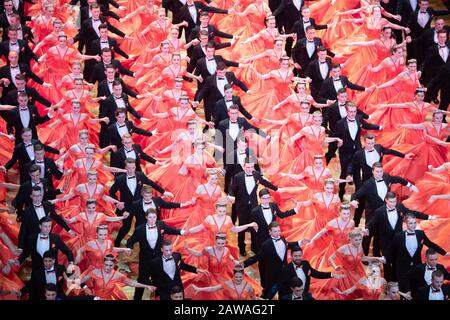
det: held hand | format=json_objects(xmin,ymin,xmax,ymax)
[
  {"xmin": 126, "ymin": 248, "xmax": 132, "ymax": 256},
  {"xmin": 379, "ymin": 256, "xmax": 386, "ymax": 264},
  {"xmin": 122, "ymin": 211, "xmax": 130, "ymax": 219},
  {"xmin": 405, "ymin": 153, "xmax": 415, "ymax": 160},
  {"xmin": 197, "ymin": 75, "xmax": 204, "ymax": 83},
  {"xmin": 337, "ymin": 138, "xmax": 343, "ymax": 147},
  {"xmin": 364, "ymin": 228, "xmax": 370, "ymax": 236},
  {"xmin": 428, "ymin": 215, "xmax": 439, "ymax": 220},
  {"xmin": 332, "ymin": 273, "xmax": 345, "ymax": 280},
  {"xmin": 84, "ymin": 287, "xmax": 93, "ymax": 296},
  {"xmin": 405, "ymin": 36, "xmax": 412, "ymax": 43},
  {"xmin": 409, "ymin": 185, "xmax": 419, "ymax": 193},
  {"xmin": 227, "ymin": 195, "xmax": 235, "ymax": 203},
  {"xmin": 151, "ymin": 128, "xmax": 159, "ymax": 136},
  {"xmin": 404, "ymin": 27, "xmax": 411, "ymax": 34},
  {"xmin": 68, "ymin": 230, "xmax": 77, "ymax": 237},
  {"xmin": 110, "ymin": 145, "xmax": 118, "ymax": 152},
  {"xmin": 251, "ymin": 222, "xmax": 259, "ymax": 232},
  {"xmin": 42, "ymin": 82, "xmax": 53, "ymax": 88},
  {"xmin": 116, "ymin": 202, "xmax": 125, "ymax": 210},
  {"xmin": 146, "ymin": 285, "xmax": 157, "ymax": 292},
  {"xmin": 163, "ymin": 191, "xmax": 174, "ymax": 198},
  {"xmin": 350, "ymin": 200, "xmax": 359, "ymax": 208},
  {"xmin": 346, "ymin": 175, "xmax": 353, "ymax": 183},
  {"xmin": 94, "ymin": 55, "xmax": 101, "ymax": 62},
  {"xmin": 0, "ymin": 166, "xmax": 6, "ymax": 173}
]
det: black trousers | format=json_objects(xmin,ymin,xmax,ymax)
[
  {"xmin": 134, "ymin": 258, "xmax": 152, "ymax": 300},
  {"xmin": 362, "ymin": 209, "xmax": 380, "ymax": 256},
  {"xmin": 353, "ymin": 195, "xmax": 366, "ymax": 227},
  {"xmin": 114, "ymin": 208, "xmax": 133, "ymax": 247},
  {"xmin": 338, "ymin": 151, "xmax": 354, "ymax": 200},
  {"xmin": 237, "ymin": 204, "xmax": 256, "ymax": 252}
]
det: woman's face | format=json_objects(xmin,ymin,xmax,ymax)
[
  {"xmin": 234, "ymin": 272, "xmax": 244, "ymax": 284},
  {"xmin": 340, "ymin": 209, "xmax": 351, "ymax": 220},
  {"xmin": 58, "ymin": 36, "xmax": 67, "ymax": 46},
  {"xmin": 208, "ymin": 174, "xmax": 218, "ymax": 185},
  {"xmin": 72, "ymin": 64, "xmax": 81, "ymax": 74},
  {"xmin": 280, "ymin": 59, "xmax": 289, "ymax": 69},
  {"xmin": 79, "ymin": 134, "xmax": 89, "ymax": 144},
  {"xmin": 300, "ymin": 103, "xmax": 310, "ymax": 113},
  {"xmin": 75, "ymin": 80, "xmax": 83, "ymax": 90},
  {"xmin": 267, "ymin": 19, "xmax": 276, "ymax": 28},
  {"xmin": 87, "ymin": 174, "xmax": 97, "ymax": 184},
  {"xmin": 313, "ymin": 115, "xmax": 322, "ymax": 125},
  {"xmin": 314, "ymin": 158, "xmax": 323, "ymax": 168},
  {"xmin": 85, "ymin": 149, "xmax": 95, "ymax": 159},
  {"xmin": 433, "ymin": 113, "xmax": 444, "ymax": 124},
  {"xmin": 175, "ymin": 81, "xmax": 183, "ymax": 90},
  {"xmin": 162, "ymin": 44, "xmax": 169, "ymax": 53},
  {"xmin": 394, "ymin": 48, "xmax": 403, "ymax": 58},
  {"xmin": 382, "ymin": 29, "xmax": 392, "ymax": 38},
  {"xmin": 324, "ymin": 183, "xmax": 334, "ymax": 193},
  {"xmin": 172, "ymin": 55, "xmax": 181, "ymax": 64},
  {"xmin": 97, "ymin": 229, "xmax": 108, "ymax": 241},
  {"xmin": 415, "ymin": 92, "xmax": 425, "ymax": 101},
  {"xmin": 171, "ymin": 29, "xmax": 179, "ymax": 38},
  {"xmin": 407, "ymin": 63, "xmax": 417, "ymax": 71},
  {"xmin": 350, "ymin": 235, "xmax": 362, "ymax": 247},
  {"xmin": 370, "ymin": 266, "xmax": 381, "ymax": 277},
  {"xmin": 72, "ymin": 103, "xmax": 81, "ymax": 113},
  {"xmin": 274, "ymin": 41, "xmax": 283, "ymax": 50}
]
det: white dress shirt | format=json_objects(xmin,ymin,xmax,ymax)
[
  {"xmin": 294, "ymin": 263, "xmax": 307, "ymax": 286},
  {"xmin": 12, "ymin": 0, "xmax": 20, "ymax": 10},
  {"xmin": 237, "ymin": 151, "xmax": 246, "ymax": 168},
  {"xmin": 405, "ymin": 232, "xmax": 418, "ymax": 258},
  {"xmin": 107, "ymin": 80, "xmax": 114, "ymax": 93},
  {"xmin": 364, "ymin": 148, "xmax": 380, "ymax": 168},
  {"xmin": 293, "ymin": 0, "xmax": 302, "ymax": 11},
  {"xmin": 347, "ymin": 118, "xmax": 358, "ymax": 141},
  {"xmin": 9, "ymin": 41, "xmax": 19, "ymax": 53},
  {"xmin": 126, "ymin": 175, "xmax": 137, "ymax": 195},
  {"xmin": 429, "ymin": 287, "xmax": 444, "ymax": 300},
  {"xmin": 10, "ymin": 64, "xmax": 20, "ymax": 86},
  {"xmin": 306, "ymin": 40, "xmax": 315, "ymax": 58},
  {"xmin": 116, "ymin": 122, "xmax": 129, "ymax": 138},
  {"xmin": 438, "ymin": 45, "xmax": 449, "ymax": 62},
  {"xmin": 302, "ymin": 19, "xmax": 311, "ymax": 32},
  {"xmin": 19, "ymin": 107, "xmax": 31, "ymax": 128},
  {"xmin": 206, "ymin": 58, "xmax": 217, "ymax": 75},
  {"xmin": 100, "ymin": 39, "xmax": 110, "ymax": 50},
  {"xmin": 375, "ymin": 179, "xmax": 388, "ymax": 200},
  {"xmin": 32, "ymin": 180, "xmax": 44, "ymax": 193},
  {"xmin": 409, "ymin": 0, "xmax": 418, "ymax": 10},
  {"xmin": 146, "ymin": 224, "xmax": 158, "ymax": 249},
  {"xmin": 35, "ymin": 159, "xmax": 46, "ymax": 178},
  {"xmin": 92, "ymin": 17, "xmax": 101, "ymax": 37},
  {"xmin": 143, "ymin": 199, "xmax": 156, "ymax": 212},
  {"xmin": 273, "ymin": 238, "xmax": 286, "ymax": 261},
  {"xmin": 216, "ymin": 77, "xmax": 228, "ymax": 96},
  {"xmin": 332, "ymin": 78, "xmax": 344, "ymax": 92},
  {"xmin": 386, "ymin": 207, "xmax": 398, "ymax": 230},
  {"xmin": 229, "ymin": 120, "xmax": 239, "ymax": 141},
  {"xmin": 45, "ymin": 267, "xmax": 57, "ymax": 284},
  {"xmin": 124, "ymin": 147, "xmax": 136, "ymax": 159},
  {"xmin": 188, "ymin": 4, "xmax": 197, "ymax": 23},
  {"xmin": 319, "ymin": 60, "xmax": 328, "ymax": 79},
  {"xmin": 417, "ymin": 10, "xmax": 430, "ymax": 28},
  {"xmin": 424, "ymin": 264, "xmax": 436, "ymax": 285},
  {"xmin": 244, "ymin": 174, "xmax": 256, "ymax": 195},
  {"xmin": 261, "ymin": 206, "xmax": 273, "ymax": 225},
  {"xmin": 17, "ymin": 26, "xmax": 23, "ymax": 40},
  {"xmin": 114, "ymin": 95, "xmax": 126, "ymax": 109},
  {"xmin": 36, "ymin": 234, "xmax": 50, "ymax": 257},
  {"xmin": 24, "ymin": 142, "xmax": 35, "ymax": 161},
  {"xmin": 163, "ymin": 256, "xmax": 176, "ymax": 279},
  {"xmin": 225, "ymin": 99, "xmax": 234, "ymax": 110},
  {"xmin": 33, "ymin": 203, "xmax": 46, "ymax": 221},
  {"xmin": 338, "ymin": 103, "xmax": 347, "ymax": 118}
]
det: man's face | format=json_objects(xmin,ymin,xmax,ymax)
[
  {"xmin": 200, "ymin": 35, "xmax": 208, "ymax": 45},
  {"xmin": 16, "ymin": 79, "xmax": 26, "ymax": 89},
  {"xmin": 100, "ymin": 28, "xmax": 108, "ymax": 38},
  {"xmin": 200, "ymin": 16, "xmax": 209, "ymax": 26},
  {"xmin": 113, "ymin": 85, "xmax": 122, "ymax": 97},
  {"xmin": 365, "ymin": 138, "xmax": 375, "ymax": 150},
  {"xmin": 126, "ymin": 163, "xmax": 136, "ymax": 175},
  {"xmin": 228, "ymin": 109, "xmax": 239, "ymax": 121},
  {"xmin": 9, "ymin": 52, "xmax": 19, "ymax": 65},
  {"xmin": 35, "ymin": 149, "xmax": 45, "ymax": 161},
  {"xmin": 171, "ymin": 292, "xmax": 184, "ymax": 300},
  {"xmin": 40, "ymin": 221, "xmax": 52, "ymax": 235},
  {"xmin": 142, "ymin": 191, "xmax": 153, "ymax": 201},
  {"xmin": 419, "ymin": 1, "xmax": 429, "ymax": 11},
  {"xmin": 292, "ymin": 286, "xmax": 304, "ymax": 297},
  {"xmin": 224, "ymin": 88, "xmax": 233, "ymax": 98},
  {"xmin": 45, "ymin": 291, "xmax": 57, "ymax": 300},
  {"xmin": 123, "ymin": 137, "xmax": 133, "ymax": 149},
  {"xmin": 437, "ymin": 32, "xmax": 448, "ymax": 45},
  {"xmin": 146, "ymin": 213, "xmax": 157, "ymax": 225},
  {"xmin": 302, "ymin": 8, "xmax": 311, "ymax": 19},
  {"xmin": 317, "ymin": 50, "xmax": 327, "ymax": 61},
  {"xmin": 206, "ymin": 47, "xmax": 215, "ymax": 58},
  {"xmin": 161, "ymin": 244, "xmax": 173, "ymax": 258},
  {"xmin": 260, "ymin": 194, "xmax": 270, "ymax": 206},
  {"xmin": 92, "ymin": 8, "xmax": 101, "ymax": 18},
  {"xmin": 346, "ymin": 107, "xmax": 357, "ymax": 119},
  {"xmin": 426, "ymin": 253, "xmax": 438, "ymax": 268},
  {"xmin": 43, "ymin": 257, "xmax": 54, "ymax": 269},
  {"xmin": 4, "ymin": 2, "xmax": 13, "ymax": 12},
  {"xmin": 406, "ymin": 218, "xmax": 417, "ymax": 231},
  {"xmin": 431, "ymin": 276, "xmax": 444, "ymax": 289},
  {"xmin": 217, "ymin": 69, "xmax": 226, "ymax": 78},
  {"xmin": 8, "ymin": 31, "xmax": 18, "ymax": 42},
  {"xmin": 292, "ymin": 250, "xmax": 303, "ymax": 265},
  {"xmin": 30, "ymin": 170, "xmax": 41, "ymax": 182},
  {"xmin": 331, "ymin": 67, "xmax": 340, "ymax": 78},
  {"xmin": 243, "ymin": 162, "xmax": 254, "ymax": 174},
  {"xmin": 105, "ymin": 68, "xmax": 116, "ymax": 79},
  {"xmin": 435, "ymin": 20, "xmax": 445, "ymax": 31},
  {"xmin": 102, "ymin": 52, "xmax": 112, "ymax": 62},
  {"xmin": 306, "ymin": 29, "xmax": 315, "ymax": 39},
  {"xmin": 386, "ymin": 197, "xmax": 397, "ymax": 209},
  {"xmin": 269, "ymin": 226, "xmax": 281, "ymax": 239},
  {"xmin": 22, "ymin": 131, "xmax": 32, "ymax": 142},
  {"xmin": 116, "ymin": 113, "xmax": 126, "ymax": 123},
  {"xmin": 31, "ymin": 190, "xmax": 43, "ymax": 204},
  {"xmin": 10, "ymin": 16, "xmax": 19, "ymax": 27},
  {"xmin": 337, "ymin": 92, "xmax": 347, "ymax": 102},
  {"xmin": 373, "ymin": 167, "xmax": 384, "ymax": 180}
]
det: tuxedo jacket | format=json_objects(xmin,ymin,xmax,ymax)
[
  {"xmin": 322, "ymin": 101, "xmax": 368, "ymax": 134},
  {"xmin": 318, "ymin": 75, "xmax": 365, "ymax": 103},
  {"xmin": 87, "ymin": 37, "xmax": 129, "ymax": 59},
  {"xmin": 280, "ymin": 293, "xmax": 313, "ymax": 300},
  {"xmin": 21, "ymin": 264, "xmax": 66, "ymax": 300},
  {"xmin": 107, "ymin": 120, "xmax": 153, "ymax": 149},
  {"xmin": 406, "ymin": 263, "xmax": 450, "ymax": 296},
  {"xmin": 0, "ymin": 39, "xmax": 39, "ymax": 65},
  {"xmin": 187, "ymin": 24, "xmax": 233, "ymax": 43},
  {"xmin": 304, "ymin": 58, "xmax": 332, "ymax": 97},
  {"xmin": 0, "ymin": 63, "xmax": 43, "ymax": 97},
  {"xmin": 131, "ymin": 197, "xmax": 181, "ymax": 226},
  {"xmin": 419, "ymin": 27, "xmax": 450, "ymax": 52},
  {"xmin": 420, "ymin": 41, "xmax": 450, "ymax": 83},
  {"xmin": 186, "ymin": 41, "xmax": 231, "ymax": 73},
  {"xmin": 195, "ymin": 71, "xmax": 248, "ymax": 109},
  {"xmin": 292, "ymin": 18, "xmax": 327, "ymax": 40},
  {"xmin": 291, "ymin": 37, "xmax": 332, "ymax": 70},
  {"xmin": 269, "ymin": 260, "xmax": 332, "ymax": 299},
  {"xmin": 19, "ymin": 233, "xmax": 74, "ymax": 270},
  {"xmin": 350, "ymin": 144, "xmax": 405, "ymax": 189},
  {"xmin": 18, "ymin": 201, "xmax": 70, "ymax": 249},
  {"xmin": 69, "ymin": 0, "xmax": 120, "ymax": 9},
  {"xmin": 6, "ymin": 105, "xmax": 51, "ymax": 141},
  {"xmin": 396, "ymin": 0, "xmax": 419, "ymax": 24},
  {"xmin": 127, "ymin": 220, "xmax": 182, "ymax": 262},
  {"xmin": 162, "ymin": 0, "xmax": 190, "ymax": 24},
  {"xmin": 385, "ymin": 230, "xmax": 446, "ymax": 277},
  {"xmin": 213, "ymin": 95, "xmax": 252, "ymax": 125},
  {"xmin": 250, "ymin": 203, "xmax": 296, "ymax": 249},
  {"xmin": 331, "ymin": 115, "xmax": 380, "ymax": 157},
  {"xmin": 5, "ymin": 86, "xmax": 51, "ymax": 107},
  {"xmin": 367, "ymin": 204, "xmax": 429, "ymax": 254},
  {"xmin": 416, "ymin": 284, "xmax": 450, "ymax": 300},
  {"xmin": 351, "ymin": 174, "xmax": 410, "ymax": 216},
  {"xmin": 178, "ymin": 2, "xmax": 228, "ymax": 41},
  {"xmin": 1, "ymin": 24, "xmax": 33, "ymax": 42},
  {"xmin": 224, "ymin": 147, "xmax": 260, "ymax": 193},
  {"xmin": 4, "ymin": 139, "xmax": 59, "ymax": 178},
  {"xmin": 99, "ymin": 94, "xmax": 141, "ymax": 124},
  {"xmin": 23, "ymin": 157, "xmax": 63, "ymax": 186},
  {"xmin": 89, "ymin": 59, "xmax": 134, "ymax": 84},
  {"xmin": 273, "ymin": 0, "xmax": 302, "ymax": 30},
  {"xmin": 97, "ymin": 77, "xmax": 138, "ymax": 99},
  {"xmin": 243, "ymin": 237, "xmax": 298, "ymax": 291},
  {"xmin": 193, "ymin": 55, "xmax": 239, "ymax": 83},
  {"xmin": 109, "ymin": 171, "xmax": 165, "ymax": 209},
  {"xmin": 230, "ymin": 170, "xmax": 277, "ymax": 211},
  {"xmin": 150, "ymin": 252, "xmax": 197, "ymax": 299},
  {"xmin": 426, "ymin": 59, "xmax": 450, "ymax": 104},
  {"xmin": 407, "ymin": 8, "xmax": 450, "ymax": 38},
  {"xmin": 74, "ymin": 16, "xmax": 125, "ymax": 52},
  {"xmin": 12, "ymin": 178, "xmax": 57, "ymax": 217},
  {"xmin": 80, "ymin": 4, "xmax": 120, "ymax": 23},
  {"xmin": 111, "ymin": 143, "xmax": 156, "ymax": 172}
]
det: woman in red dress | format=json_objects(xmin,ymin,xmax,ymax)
[
  {"xmin": 80, "ymin": 254, "xmax": 153, "ymax": 300},
  {"xmin": 303, "ymin": 203, "xmax": 355, "ymax": 270},
  {"xmin": 191, "ymin": 267, "xmax": 257, "ymax": 300},
  {"xmin": 311, "ymin": 229, "xmax": 384, "ymax": 300},
  {"xmin": 333, "ymin": 263, "xmax": 386, "ymax": 300}
]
